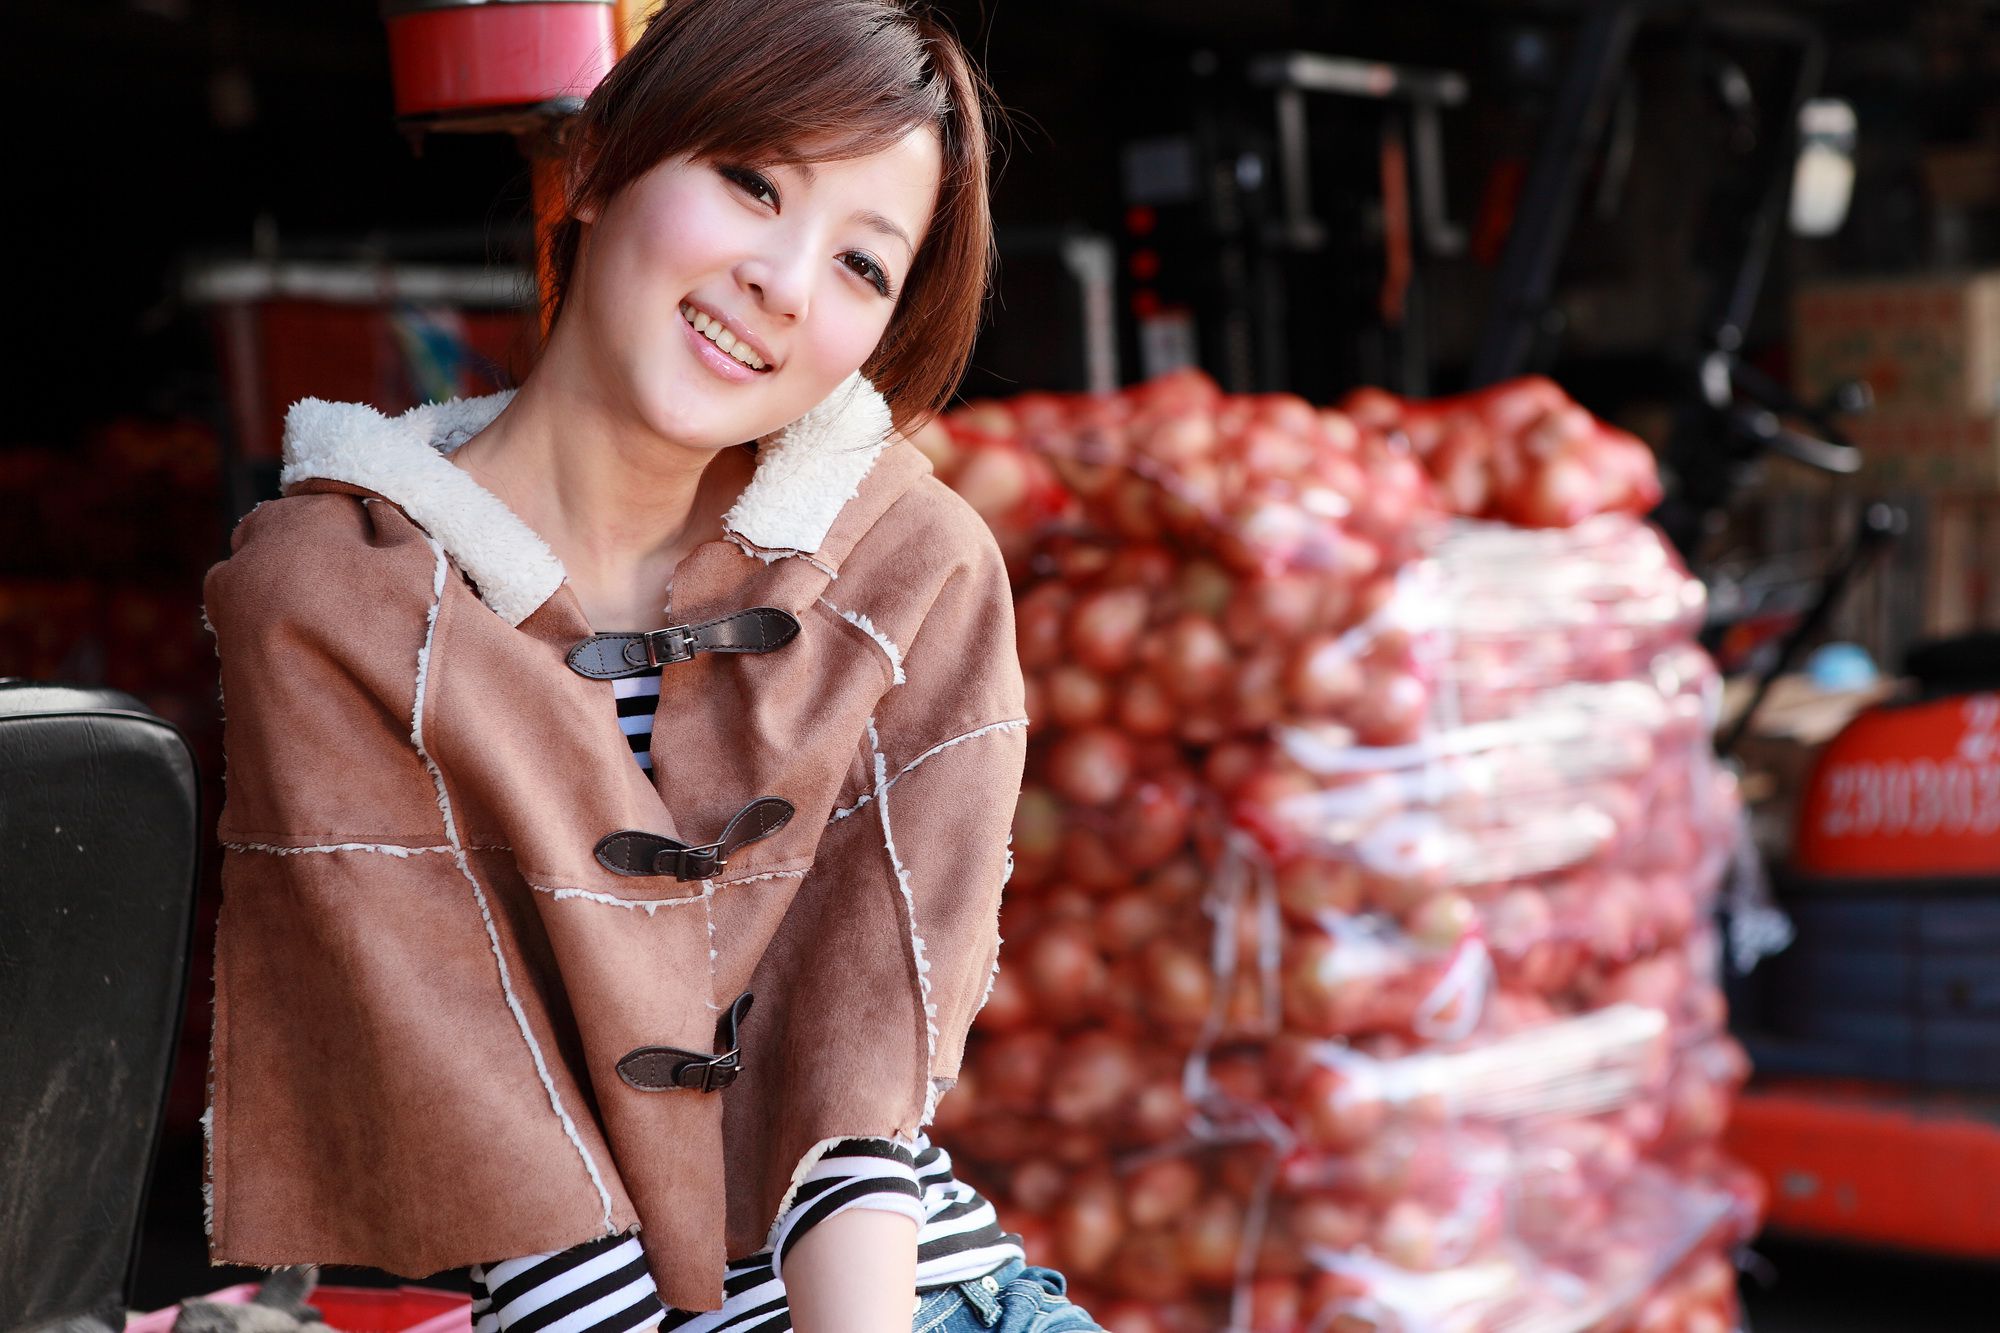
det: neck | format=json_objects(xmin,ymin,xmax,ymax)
[{"xmin": 449, "ymin": 331, "xmax": 753, "ymax": 590}]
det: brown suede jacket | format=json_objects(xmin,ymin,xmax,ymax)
[{"xmin": 198, "ymin": 372, "xmax": 1029, "ymax": 1312}]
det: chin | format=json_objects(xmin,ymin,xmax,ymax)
[{"xmin": 631, "ymin": 384, "xmax": 746, "ymax": 453}]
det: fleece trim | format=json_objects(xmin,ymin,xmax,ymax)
[
  {"xmin": 724, "ymin": 370, "xmax": 894, "ymax": 554},
  {"xmin": 278, "ymin": 371, "xmax": 896, "ymax": 628},
  {"xmin": 279, "ymin": 390, "xmax": 559, "ymax": 627}
]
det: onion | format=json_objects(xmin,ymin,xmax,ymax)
[
  {"xmin": 1126, "ymin": 1156, "xmax": 1205, "ymax": 1229},
  {"xmin": 1046, "ymin": 727, "xmax": 1134, "ymax": 806},
  {"xmin": 974, "ymin": 963, "xmax": 1034, "ymax": 1034},
  {"xmin": 1202, "ymin": 1048, "xmax": 1272, "ymax": 1106},
  {"xmin": 1009, "ymin": 785, "xmax": 1063, "ymax": 887},
  {"xmin": 975, "ymin": 1030, "xmax": 1055, "ymax": 1112},
  {"xmin": 1098, "ymin": 888, "xmax": 1172, "ymax": 955},
  {"xmin": 1111, "ymin": 776, "xmax": 1196, "ymax": 870},
  {"xmin": 1129, "ymin": 1070, "xmax": 1195, "ymax": 1145},
  {"xmin": 1352, "ymin": 668, "xmax": 1428, "ymax": 746},
  {"xmin": 1049, "ymin": 1031, "xmax": 1142, "ymax": 1125},
  {"xmin": 1116, "ymin": 672, "xmax": 1180, "ymax": 736},
  {"xmin": 1176, "ymin": 1194, "xmax": 1245, "ymax": 1288},
  {"xmin": 1375, "ymin": 1199, "xmax": 1454, "ymax": 1271},
  {"xmin": 1157, "ymin": 614, "xmax": 1234, "ymax": 705},
  {"xmin": 1139, "ymin": 938, "xmax": 1214, "ymax": 1032},
  {"xmin": 1288, "ymin": 1194, "xmax": 1369, "ymax": 1250},
  {"xmin": 1106, "ymin": 473, "xmax": 1166, "ymax": 541},
  {"xmin": 1202, "ymin": 740, "xmax": 1268, "ymax": 799},
  {"xmin": 1174, "ymin": 559, "xmax": 1236, "ymax": 618},
  {"xmin": 1247, "ymin": 1277, "xmax": 1302, "ymax": 1333},
  {"xmin": 950, "ymin": 446, "xmax": 1033, "ymax": 519},
  {"xmin": 1286, "ymin": 635, "xmax": 1365, "ymax": 715},
  {"xmin": 1053, "ymin": 1173, "xmax": 1126, "ymax": 1275},
  {"xmin": 1107, "ymin": 1227, "xmax": 1193, "ymax": 1303},
  {"xmin": 1044, "ymin": 663, "xmax": 1111, "ymax": 729},
  {"xmin": 1228, "ymin": 649, "xmax": 1291, "ymax": 733},
  {"xmin": 1014, "ymin": 585, "xmax": 1071, "ymax": 671},
  {"xmin": 1060, "ymin": 822, "xmax": 1131, "ymax": 893},
  {"xmin": 1022, "ymin": 920, "xmax": 1110, "ymax": 1021},
  {"xmin": 1142, "ymin": 411, "xmax": 1221, "ymax": 464},
  {"xmin": 1068, "ymin": 587, "xmax": 1152, "ymax": 673},
  {"xmin": 1276, "ymin": 857, "xmax": 1363, "ymax": 922},
  {"xmin": 1297, "ymin": 1064, "xmax": 1388, "ymax": 1149},
  {"xmin": 1241, "ymin": 423, "xmax": 1318, "ymax": 483},
  {"xmin": 1405, "ymin": 892, "xmax": 1476, "ymax": 950},
  {"xmin": 1010, "ymin": 1157, "xmax": 1069, "ymax": 1213}
]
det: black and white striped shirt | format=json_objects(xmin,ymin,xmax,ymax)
[
  {"xmin": 464, "ymin": 667, "xmax": 1022, "ymax": 1333},
  {"xmin": 469, "ymin": 1134, "xmax": 1023, "ymax": 1333}
]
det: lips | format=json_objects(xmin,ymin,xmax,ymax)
[
  {"xmin": 677, "ymin": 304, "xmax": 766, "ymax": 383},
  {"xmin": 679, "ymin": 299, "xmax": 775, "ymax": 372}
]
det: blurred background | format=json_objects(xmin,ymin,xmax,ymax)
[{"xmin": 7, "ymin": 2, "xmax": 2000, "ymax": 1331}]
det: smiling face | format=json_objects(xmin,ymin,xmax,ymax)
[{"xmin": 565, "ymin": 125, "xmax": 944, "ymax": 452}]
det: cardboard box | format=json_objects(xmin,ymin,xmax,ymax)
[
  {"xmin": 1794, "ymin": 271, "xmax": 2000, "ymax": 416},
  {"xmin": 1845, "ymin": 410, "xmax": 2000, "ymax": 491}
]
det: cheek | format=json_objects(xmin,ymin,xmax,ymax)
[
  {"xmin": 600, "ymin": 193, "xmax": 729, "ymax": 298},
  {"xmin": 806, "ymin": 302, "xmax": 893, "ymax": 372}
]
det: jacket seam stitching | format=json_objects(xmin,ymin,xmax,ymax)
[
  {"xmin": 812, "ymin": 596, "xmax": 906, "ymax": 687},
  {"xmin": 413, "ymin": 535, "xmax": 618, "ymax": 1229},
  {"xmin": 864, "ymin": 714, "xmax": 938, "ymax": 1128},
  {"xmin": 825, "ymin": 717, "xmax": 1029, "ymax": 825}
]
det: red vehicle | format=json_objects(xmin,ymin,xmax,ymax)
[{"xmin": 1730, "ymin": 635, "xmax": 2000, "ymax": 1259}]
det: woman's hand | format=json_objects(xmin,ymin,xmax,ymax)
[{"xmin": 783, "ymin": 1206, "xmax": 920, "ymax": 1333}]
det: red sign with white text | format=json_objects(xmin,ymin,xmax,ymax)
[{"xmin": 1795, "ymin": 693, "xmax": 2000, "ymax": 879}]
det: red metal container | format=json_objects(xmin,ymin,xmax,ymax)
[{"xmin": 382, "ymin": 0, "xmax": 618, "ymax": 121}]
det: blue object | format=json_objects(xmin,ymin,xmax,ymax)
[{"xmin": 1806, "ymin": 641, "xmax": 1878, "ymax": 691}]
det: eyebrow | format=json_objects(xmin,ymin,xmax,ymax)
[{"xmin": 792, "ymin": 161, "xmax": 916, "ymax": 257}]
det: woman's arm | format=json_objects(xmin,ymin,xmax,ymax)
[{"xmin": 782, "ymin": 1207, "xmax": 919, "ymax": 1333}]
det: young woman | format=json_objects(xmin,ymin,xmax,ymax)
[{"xmin": 198, "ymin": 3, "xmax": 1102, "ymax": 1332}]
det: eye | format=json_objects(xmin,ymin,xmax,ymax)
[
  {"xmin": 719, "ymin": 165, "xmax": 777, "ymax": 208},
  {"xmin": 843, "ymin": 252, "xmax": 895, "ymax": 299}
]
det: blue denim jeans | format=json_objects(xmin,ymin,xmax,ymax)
[{"xmin": 913, "ymin": 1257, "xmax": 1106, "ymax": 1333}]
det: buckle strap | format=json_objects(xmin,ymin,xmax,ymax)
[
  {"xmin": 615, "ymin": 991, "xmax": 755, "ymax": 1093},
  {"xmin": 567, "ymin": 608, "xmax": 802, "ymax": 679},
  {"xmin": 594, "ymin": 796, "xmax": 795, "ymax": 879}
]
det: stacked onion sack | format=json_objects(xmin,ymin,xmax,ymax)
[{"xmin": 911, "ymin": 372, "xmax": 1763, "ymax": 1333}]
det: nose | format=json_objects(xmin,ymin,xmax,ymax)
[{"xmin": 740, "ymin": 247, "xmax": 811, "ymax": 325}]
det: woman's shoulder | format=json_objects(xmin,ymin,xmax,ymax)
[
  {"xmin": 203, "ymin": 487, "xmax": 444, "ymax": 639},
  {"xmin": 847, "ymin": 448, "xmax": 1010, "ymax": 597}
]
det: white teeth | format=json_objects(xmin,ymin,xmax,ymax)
[{"xmin": 681, "ymin": 302, "xmax": 765, "ymax": 369}]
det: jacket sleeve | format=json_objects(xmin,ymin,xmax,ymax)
[
  {"xmin": 850, "ymin": 498, "xmax": 1029, "ymax": 1113},
  {"xmin": 202, "ymin": 492, "xmax": 449, "ymax": 848},
  {"xmin": 723, "ymin": 490, "xmax": 1028, "ymax": 1254}
]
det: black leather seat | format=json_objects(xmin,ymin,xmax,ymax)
[{"xmin": 0, "ymin": 679, "xmax": 202, "ymax": 1333}]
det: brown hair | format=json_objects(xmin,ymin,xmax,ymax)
[{"xmin": 539, "ymin": 0, "xmax": 1001, "ymax": 435}]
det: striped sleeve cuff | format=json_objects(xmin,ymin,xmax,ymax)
[
  {"xmin": 769, "ymin": 1137, "xmax": 927, "ymax": 1285},
  {"xmin": 468, "ymin": 1233, "xmax": 664, "ymax": 1333}
]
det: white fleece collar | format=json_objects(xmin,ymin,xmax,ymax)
[{"xmin": 277, "ymin": 371, "xmax": 895, "ymax": 627}]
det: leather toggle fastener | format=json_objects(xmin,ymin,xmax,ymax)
[
  {"xmin": 616, "ymin": 991, "xmax": 754, "ymax": 1093},
  {"xmin": 567, "ymin": 607, "xmax": 801, "ymax": 679},
  {"xmin": 594, "ymin": 796, "xmax": 795, "ymax": 880}
]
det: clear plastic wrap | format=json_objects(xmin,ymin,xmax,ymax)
[{"xmin": 922, "ymin": 375, "xmax": 1760, "ymax": 1333}]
